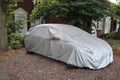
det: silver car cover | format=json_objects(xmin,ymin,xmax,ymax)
[{"xmin": 25, "ymin": 24, "xmax": 113, "ymax": 69}]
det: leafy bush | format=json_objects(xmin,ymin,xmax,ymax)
[
  {"xmin": 8, "ymin": 33, "xmax": 25, "ymax": 49},
  {"xmin": 7, "ymin": 20, "xmax": 25, "ymax": 49},
  {"xmin": 106, "ymin": 39, "xmax": 120, "ymax": 50},
  {"xmin": 7, "ymin": 20, "xmax": 24, "ymax": 35},
  {"xmin": 100, "ymin": 32, "xmax": 117, "ymax": 39}
]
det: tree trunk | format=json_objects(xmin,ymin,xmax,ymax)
[
  {"xmin": 81, "ymin": 21, "xmax": 92, "ymax": 33},
  {"xmin": 116, "ymin": 26, "xmax": 120, "ymax": 40},
  {"xmin": 0, "ymin": 6, "xmax": 8, "ymax": 51}
]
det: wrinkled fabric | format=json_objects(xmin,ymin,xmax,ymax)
[{"xmin": 25, "ymin": 24, "xmax": 113, "ymax": 69}]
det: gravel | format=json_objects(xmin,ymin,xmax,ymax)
[{"xmin": 0, "ymin": 48, "xmax": 120, "ymax": 80}]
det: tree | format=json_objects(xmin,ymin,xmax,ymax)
[
  {"xmin": 115, "ymin": 4, "xmax": 120, "ymax": 39},
  {"xmin": 0, "ymin": 4, "xmax": 8, "ymax": 51},
  {"xmin": 30, "ymin": 0, "xmax": 110, "ymax": 32},
  {"xmin": 0, "ymin": 0, "xmax": 17, "ymax": 51},
  {"xmin": 116, "ymin": 26, "xmax": 120, "ymax": 39},
  {"xmin": 109, "ymin": 2, "xmax": 120, "ymax": 40},
  {"xmin": 30, "ymin": 0, "xmax": 58, "ymax": 21}
]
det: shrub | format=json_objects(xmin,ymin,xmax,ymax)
[
  {"xmin": 106, "ymin": 39, "xmax": 120, "ymax": 50},
  {"xmin": 8, "ymin": 33, "xmax": 25, "ymax": 49},
  {"xmin": 100, "ymin": 32, "xmax": 117, "ymax": 39},
  {"xmin": 7, "ymin": 20, "xmax": 25, "ymax": 49}
]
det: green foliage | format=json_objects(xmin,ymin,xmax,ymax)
[
  {"xmin": 0, "ymin": 0, "xmax": 25, "ymax": 49},
  {"xmin": 106, "ymin": 39, "xmax": 120, "ymax": 50},
  {"xmin": 109, "ymin": 3, "xmax": 117, "ymax": 16},
  {"xmin": 109, "ymin": 3, "xmax": 120, "ymax": 20},
  {"xmin": 115, "ymin": 4, "xmax": 120, "ymax": 20},
  {"xmin": 7, "ymin": 20, "xmax": 24, "ymax": 34},
  {"xmin": 1, "ymin": 0, "xmax": 18, "ymax": 14},
  {"xmin": 100, "ymin": 32, "xmax": 117, "ymax": 39},
  {"xmin": 8, "ymin": 33, "xmax": 25, "ymax": 49},
  {"xmin": 30, "ymin": 0, "xmax": 58, "ymax": 21},
  {"xmin": 30, "ymin": 0, "xmax": 110, "ymax": 26},
  {"xmin": 108, "ymin": 3, "xmax": 120, "ymax": 40},
  {"xmin": 1, "ymin": 0, "xmax": 18, "ymax": 26},
  {"xmin": 7, "ymin": 20, "xmax": 25, "ymax": 49},
  {"xmin": 59, "ymin": 0, "xmax": 110, "ymax": 22}
]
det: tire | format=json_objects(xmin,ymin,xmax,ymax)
[
  {"xmin": 67, "ymin": 64, "xmax": 79, "ymax": 69},
  {"xmin": 26, "ymin": 51, "xmax": 33, "ymax": 54}
]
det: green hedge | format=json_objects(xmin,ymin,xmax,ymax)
[{"xmin": 8, "ymin": 33, "xmax": 25, "ymax": 49}]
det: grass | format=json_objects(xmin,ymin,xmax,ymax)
[{"xmin": 106, "ymin": 39, "xmax": 120, "ymax": 51}]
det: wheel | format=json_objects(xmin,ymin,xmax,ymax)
[
  {"xmin": 26, "ymin": 51, "xmax": 33, "ymax": 54},
  {"xmin": 67, "ymin": 64, "xmax": 79, "ymax": 69}
]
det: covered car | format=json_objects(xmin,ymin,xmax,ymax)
[{"xmin": 24, "ymin": 24, "xmax": 113, "ymax": 69}]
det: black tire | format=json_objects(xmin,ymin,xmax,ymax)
[
  {"xmin": 67, "ymin": 64, "xmax": 79, "ymax": 69},
  {"xmin": 26, "ymin": 51, "xmax": 33, "ymax": 54}
]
